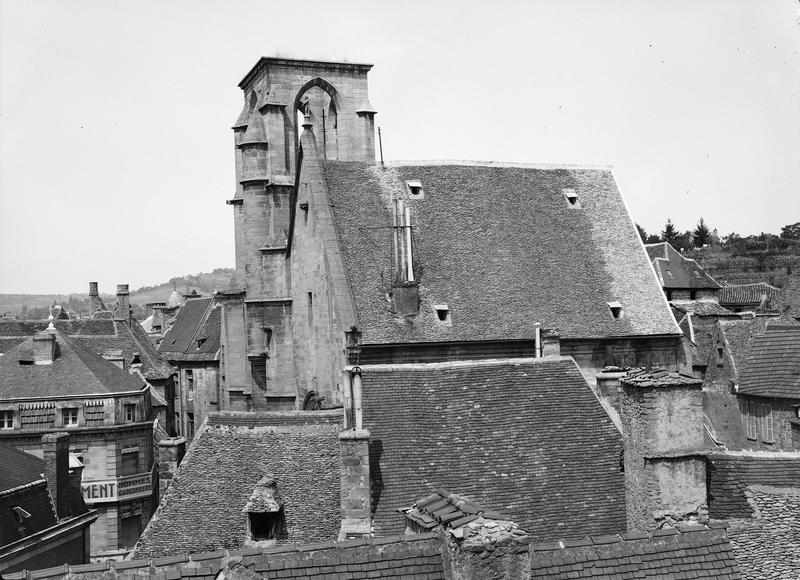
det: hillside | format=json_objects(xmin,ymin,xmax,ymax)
[
  {"xmin": 0, "ymin": 268, "xmax": 235, "ymax": 319},
  {"xmin": 685, "ymin": 237, "xmax": 800, "ymax": 288}
]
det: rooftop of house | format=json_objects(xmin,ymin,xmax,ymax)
[
  {"xmin": 717, "ymin": 317, "xmax": 769, "ymax": 381},
  {"xmin": 737, "ymin": 324, "xmax": 800, "ymax": 399},
  {"xmin": 157, "ymin": 298, "xmax": 221, "ymax": 361},
  {"xmin": 645, "ymin": 242, "xmax": 721, "ymax": 291},
  {"xmin": 0, "ymin": 329, "xmax": 146, "ymax": 399},
  {"xmin": 526, "ymin": 522, "xmax": 739, "ymax": 579},
  {"xmin": 719, "ymin": 282, "xmax": 780, "ymax": 307},
  {"xmin": 320, "ymin": 161, "xmax": 679, "ymax": 343},
  {"xmin": 133, "ymin": 410, "xmax": 344, "ymax": 559},
  {"xmin": 359, "ymin": 357, "xmax": 627, "ymax": 539},
  {"xmin": 0, "ymin": 318, "xmax": 173, "ymax": 381},
  {"xmin": 8, "ymin": 533, "xmax": 444, "ymax": 580},
  {"xmin": 707, "ymin": 450, "xmax": 800, "ymax": 519},
  {"xmin": 670, "ymin": 301, "xmax": 737, "ymax": 318},
  {"xmin": 0, "ymin": 444, "xmax": 57, "ymax": 547}
]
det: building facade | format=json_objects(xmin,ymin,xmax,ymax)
[{"xmin": 0, "ymin": 328, "xmax": 157, "ymax": 556}]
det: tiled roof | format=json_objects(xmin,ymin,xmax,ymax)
[
  {"xmin": 133, "ymin": 411, "xmax": 344, "ymax": 558},
  {"xmin": 0, "ymin": 443, "xmax": 46, "ymax": 490},
  {"xmin": 0, "ymin": 444, "xmax": 58, "ymax": 546},
  {"xmin": 707, "ymin": 452, "xmax": 800, "ymax": 519},
  {"xmin": 718, "ymin": 318, "xmax": 766, "ymax": 380},
  {"xmin": 0, "ymin": 319, "xmax": 173, "ymax": 381},
  {"xmin": 322, "ymin": 161, "xmax": 678, "ymax": 342},
  {"xmin": 645, "ymin": 242, "xmax": 721, "ymax": 290},
  {"xmin": 0, "ymin": 329, "xmax": 146, "ymax": 399},
  {"xmin": 738, "ymin": 325, "xmax": 800, "ymax": 398},
  {"xmin": 8, "ymin": 533, "xmax": 444, "ymax": 580},
  {"xmin": 360, "ymin": 357, "xmax": 627, "ymax": 539},
  {"xmin": 719, "ymin": 283, "xmax": 779, "ymax": 307},
  {"xmin": 158, "ymin": 298, "xmax": 221, "ymax": 361},
  {"xmin": 670, "ymin": 300, "xmax": 737, "ymax": 318},
  {"xmin": 776, "ymin": 274, "xmax": 800, "ymax": 320},
  {"xmin": 528, "ymin": 523, "xmax": 740, "ymax": 579}
]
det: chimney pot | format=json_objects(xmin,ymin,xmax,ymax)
[
  {"xmin": 115, "ymin": 283, "xmax": 131, "ymax": 324},
  {"xmin": 89, "ymin": 282, "xmax": 99, "ymax": 296}
]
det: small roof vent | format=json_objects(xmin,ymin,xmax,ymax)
[
  {"xmin": 562, "ymin": 188, "xmax": 580, "ymax": 208},
  {"xmin": 608, "ymin": 301, "xmax": 623, "ymax": 319},
  {"xmin": 434, "ymin": 304, "xmax": 451, "ymax": 325},
  {"xmin": 406, "ymin": 180, "xmax": 424, "ymax": 199}
]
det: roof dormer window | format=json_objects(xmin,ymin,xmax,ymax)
[
  {"xmin": 608, "ymin": 301, "xmax": 623, "ymax": 319},
  {"xmin": 406, "ymin": 180, "xmax": 424, "ymax": 199},
  {"xmin": 562, "ymin": 189, "xmax": 580, "ymax": 208},
  {"xmin": 243, "ymin": 475, "xmax": 286, "ymax": 546}
]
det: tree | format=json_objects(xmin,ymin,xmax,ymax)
[
  {"xmin": 693, "ymin": 217, "xmax": 711, "ymax": 248},
  {"xmin": 636, "ymin": 223, "xmax": 648, "ymax": 243},
  {"xmin": 780, "ymin": 222, "xmax": 800, "ymax": 240},
  {"xmin": 661, "ymin": 219, "xmax": 678, "ymax": 245}
]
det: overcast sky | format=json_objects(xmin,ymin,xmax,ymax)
[{"xmin": 1, "ymin": 0, "xmax": 798, "ymax": 294}]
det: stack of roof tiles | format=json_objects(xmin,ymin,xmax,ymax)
[
  {"xmin": 323, "ymin": 161, "xmax": 678, "ymax": 343},
  {"xmin": 360, "ymin": 357, "xmax": 627, "ymax": 539},
  {"xmin": 528, "ymin": 523, "xmax": 740, "ymax": 579},
  {"xmin": 133, "ymin": 411, "xmax": 344, "ymax": 558},
  {"xmin": 619, "ymin": 368, "xmax": 703, "ymax": 388},
  {"xmin": 402, "ymin": 488, "xmax": 506, "ymax": 531}
]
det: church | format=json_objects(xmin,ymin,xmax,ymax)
[{"xmin": 210, "ymin": 57, "xmax": 681, "ymax": 417}]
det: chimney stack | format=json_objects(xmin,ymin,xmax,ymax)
[
  {"xmin": 338, "ymin": 428, "xmax": 371, "ymax": 540},
  {"xmin": 115, "ymin": 284, "xmax": 131, "ymax": 324},
  {"xmin": 33, "ymin": 331, "xmax": 57, "ymax": 365},
  {"xmin": 42, "ymin": 432, "xmax": 71, "ymax": 519},
  {"xmin": 88, "ymin": 281, "xmax": 102, "ymax": 316},
  {"xmin": 157, "ymin": 437, "xmax": 187, "ymax": 497},
  {"xmin": 619, "ymin": 370, "xmax": 708, "ymax": 530}
]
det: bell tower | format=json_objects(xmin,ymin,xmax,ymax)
[{"xmin": 221, "ymin": 57, "xmax": 377, "ymax": 412}]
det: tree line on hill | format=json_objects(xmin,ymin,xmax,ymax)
[{"xmin": 636, "ymin": 220, "xmax": 800, "ymax": 252}]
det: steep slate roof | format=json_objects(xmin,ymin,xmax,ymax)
[
  {"xmin": 158, "ymin": 298, "xmax": 221, "ymax": 362},
  {"xmin": 528, "ymin": 523, "xmax": 740, "ymax": 579},
  {"xmin": 9, "ymin": 533, "xmax": 444, "ymax": 580},
  {"xmin": 707, "ymin": 451, "xmax": 800, "ymax": 519},
  {"xmin": 719, "ymin": 282, "xmax": 779, "ymax": 307},
  {"xmin": 738, "ymin": 325, "xmax": 800, "ymax": 398},
  {"xmin": 717, "ymin": 318, "xmax": 766, "ymax": 381},
  {"xmin": 133, "ymin": 411, "xmax": 344, "ymax": 558},
  {"xmin": 645, "ymin": 242, "xmax": 721, "ymax": 290},
  {"xmin": 0, "ymin": 445, "xmax": 57, "ymax": 547},
  {"xmin": 322, "ymin": 161, "xmax": 678, "ymax": 343},
  {"xmin": 0, "ymin": 330, "xmax": 146, "ymax": 398},
  {"xmin": 0, "ymin": 319, "xmax": 173, "ymax": 381},
  {"xmin": 360, "ymin": 357, "xmax": 627, "ymax": 539}
]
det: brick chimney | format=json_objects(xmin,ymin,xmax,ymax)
[
  {"xmin": 115, "ymin": 284, "xmax": 131, "ymax": 324},
  {"xmin": 88, "ymin": 281, "xmax": 101, "ymax": 315},
  {"xmin": 42, "ymin": 432, "xmax": 71, "ymax": 519},
  {"xmin": 157, "ymin": 437, "xmax": 187, "ymax": 497},
  {"xmin": 33, "ymin": 330, "xmax": 57, "ymax": 365},
  {"xmin": 619, "ymin": 370, "xmax": 708, "ymax": 530},
  {"xmin": 338, "ymin": 429, "xmax": 371, "ymax": 540}
]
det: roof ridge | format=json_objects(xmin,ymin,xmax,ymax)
[
  {"xmin": 530, "ymin": 521, "xmax": 729, "ymax": 552},
  {"xmin": 355, "ymin": 356, "xmax": 576, "ymax": 372},
  {"xmin": 383, "ymin": 159, "xmax": 614, "ymax": 170}
]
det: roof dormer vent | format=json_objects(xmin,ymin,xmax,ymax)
[
  {"xmin": 434, "ymin": 304, "xmax": 451, "ymax": 324},
  {"xmin": 406, "ymin": 180, "xmax": 424, "ymax": 199},
  {"xmin": 562, "ymin": 188, "xmax": 580, "ymax": 208},
  {"xmin": 608, "ymin": 301, "xmax": 623, "ymax": 319}
]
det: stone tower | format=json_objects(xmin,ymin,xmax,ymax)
[{"xmin": 219, "ymin": 58, "xmax": 377, "ymax": 411}]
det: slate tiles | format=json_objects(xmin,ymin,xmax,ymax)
[
  {"xmin": 11, "ymin": 533, "xmax": 444, "ymax": 580},
  {"xmin": 158, "ymin": 298, "xmax": 221, "ymax": 361},
  {"xmin": 323, "ymin": 161, "xmax": 677, "ymax": 343},
  {"xmin": 737, "ymin": 324, "xmax": 800, "ymax": 398},
  {"xmin": 707, "ymin": 452, "xmax": 800, "ymax": 519},
  {"xmin": 645, "ymin": 242, "xmax": 721, "ymax": 290},
  {"xmin": 133, "ymin": 411, "xmax": 344, "ymax": 558},
  {"xmin": 360, "ymin": 357, "xmax": 627, "ymax": 540}
]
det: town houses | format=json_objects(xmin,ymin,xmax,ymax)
[{"xmin": 0, "ymin": 54, "xmax": 797, "ymax": 580}]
